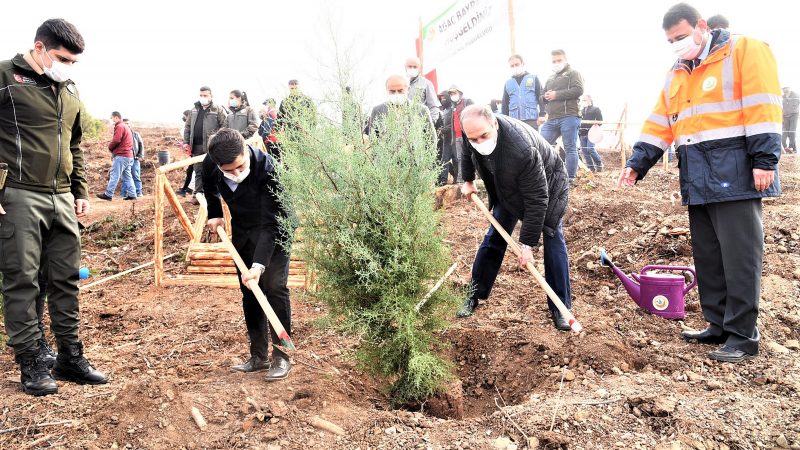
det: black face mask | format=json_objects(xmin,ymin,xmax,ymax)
[{"xmin": 440, "ymin": 98, "xmax": 452, "ymax": 109}]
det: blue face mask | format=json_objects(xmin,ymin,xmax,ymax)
[{"xmin": 229, "ymin": 99, "xmax": 240, "ymax": 108}]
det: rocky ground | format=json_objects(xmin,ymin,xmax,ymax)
[{"xmin": 1, "ymin": 128, "xmax": 798, "ymax": 450}]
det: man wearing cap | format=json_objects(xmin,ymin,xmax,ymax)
[{"xmin": 440, "ymin": 85, "xmax": 474, "ymax": 184}]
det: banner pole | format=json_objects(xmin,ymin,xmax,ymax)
[
  {"xmin": 418, "ymin": 16, "xmax": 424, "ymax": 66},
  {"xmin": 508, "ymin": 0, "xmax": 517, "ymax": 54}
]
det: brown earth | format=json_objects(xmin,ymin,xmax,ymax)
[{"xmin": 1, "ymin": 128, "xmax": 798, "ymax": 450}]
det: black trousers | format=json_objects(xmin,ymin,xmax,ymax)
[
  {"xmin": 182, "ymin": 165, "xmax": 194, "ymax": 191},
  {"xmin": 191, "ymin": 144, "xmax": 205, "ymax": 194},
  {"xmin": 782, "ymin": 113, "xmax": 798, "ymax": 150},
  {"xmin": 236, "ymin": 240, "xmax": 292, "ymax": 360},
  {"xmin": 688, "ymin": 199, "xmax": 763, "ymax": 354},
  {"xmin": 522, "ymin": 119, "xmax": 539, "ymax": 131}
]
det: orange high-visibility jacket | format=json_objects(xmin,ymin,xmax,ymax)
[{"xmin": 627, "ymin": 30, "xmax": 782, "ymax": 205}]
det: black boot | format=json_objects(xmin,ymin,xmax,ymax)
[
  {"xmin": 456, "ymin": 297, "xmax": 478, "ymax": 318},
  {"xmin": 16, "ymin": 349, "xmax": 58, "ymax": 396},
  {"xmin": 265, "ymin": 348, "xmax": 291, "ymax": 381},
  {"xmin": 231, "ymin": 355, "xmax": 269, "ymax": 372},
  {"xmin": 551, "ymin": 310, "xmax": 571, "ymax": 331},
  {"xmin": 39, "ymin": 339, "xmax": 58, "ymax": 369},
  {"xmin": 52, "ymin": 342, "xmax": 108, "ymax": 385}
]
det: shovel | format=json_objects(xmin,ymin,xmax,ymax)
[
  {"xmin": 469, "ymin": 193, "xmax": 583, "ymax": 333},
  {"xmin": 216, "ymin": 226, "xmax": 295, "ymax": 350}
]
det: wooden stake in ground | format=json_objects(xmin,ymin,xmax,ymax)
[
  {"xmin": 414, "ymin": 262, "xmax": 458, "ymax": 312},
  {"xmin": 190, "ymin": 407, "xmax": 207, "ymax": 431},
  {"xmin": 308, "ymin": 416, "xmax": 345, "ymax": 436},
  {"xmin": 469, "ymin": 193, "xmax": 583, "ymax": 333},
  {"xmin": 215, "ymin": 226, "xmax": 296, "ymax": 350}
]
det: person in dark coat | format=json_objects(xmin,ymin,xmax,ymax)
[
  {"xmin": 782, "ymin": 86, "xmax": 799, "ymax": 153},
  {"xmin": 203, "ymin": 128, "xmax": 294, "ymax": 381},
  {"xmin": 578, "ymin": 95, "xmax": 604, "ymax": 172},
  {"xmin": 458, "ymin": 105, "xmax": 573, "ymax": 330},
  {"xmin": 441, "ymin": 85, "xmax": 474, "ymax": 184}
]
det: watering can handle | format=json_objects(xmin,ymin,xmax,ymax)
[{"xmin": 641, "ymin": 265, "xmax": 697, "ymax": 294}]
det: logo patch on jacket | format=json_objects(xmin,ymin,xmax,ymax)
[
  {"xmin": 13, "ymin": 73, "xmax": 37, "ymax": 85},
  {"xmin": 702, "ymin": 76, "xmax": 718, "ymax": 92},
  {"xmin": 526, "ymin": 78, "xmax": 533, "ymax": 86}
]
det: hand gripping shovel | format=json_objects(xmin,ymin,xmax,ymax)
[
  {"xmin": 216, "ymin": 226, "xmax": 296, "ymax": 350},
  {"xmin": 469, "ymin": 193, "xmax": 583, "ymax": 333}
]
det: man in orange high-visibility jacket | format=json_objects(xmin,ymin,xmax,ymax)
[{"xmin": 619, "ymin": 3, "xmax": 782, "ymax": 363}]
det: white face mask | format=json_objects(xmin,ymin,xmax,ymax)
[
  {"xmin": 552, "ymin": 62, "xmax": 566, "ymax": 73},
  {"xmin": 199, "ymin": 97, "xmax": 211, "ymax": 106},
  {"xmin": 388, "ymin": 93, "xmax": 408, "ymax": 105},
  {"xmin": 671, "ymin": 32, "xmax": 705, "ymax": 60},
  {"xmin": 472, "ymin": 137, "xmax": 497, "ymax": 156},
  {"xmin": 406, "ymin": 68, "xmax": 420, "ymax": 78},
  {"xmin": 41, "ymin": 46, "xmax": 71, "ymax": 82},
  {"xmin": 511, "ymin": 66, "xmax": 525, "ymax": 77},
  {"xmin": 449, "ymin": 94, "xmax": 461, "ymax": 103},
  {"xmin": 223, "ymin": 158, "xmax": 251, "ymax": 183}
]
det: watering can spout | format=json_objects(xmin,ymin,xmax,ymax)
[{"xmin": 599, "ymin": 248, "xmax": 641, "ymax": 303}]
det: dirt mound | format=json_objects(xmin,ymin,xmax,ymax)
[{"xmin": 2, "ymin": 132, "xmax": 799, "ymax": 449}]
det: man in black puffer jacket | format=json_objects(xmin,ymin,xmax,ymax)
[{"xmin": 458, "ymin": 105, "xmax": 572, "ymax": 330}]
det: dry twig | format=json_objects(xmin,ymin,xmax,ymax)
[
  {"xmin": 494, "ymin": 386, "xmax": 529, "ymax": 442},
  {"xmin": 549, "ymin": 367, "xmax": 567, "ymax": 431}
]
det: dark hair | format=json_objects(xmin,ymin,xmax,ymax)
[
  {"xmin": 706, "ymin": 14, "xmax": 729, "ymax": 30},
  {"xmin": 230, "ymin": 90, "xmax": 250, "ymax": 106},
  {"xmin": 551, "ymin": 49, "xmax": 566, "ymax": 57},
  {"xmin": 230, "ymin": 89, "xmax": 249, "ymax": 106},
  {"xmin": 263, "ymin": 98, "xmax": 276, "ymax": 106},
  {"xmin": 122, "ymin": 118, "xmax": 129, "ymax": 122},
  {"xmin": 199, "ymin": 86, "xmax": 212, "ymax": 94},
  {"xmin": 35, "ymin": 19, "xmax": 84, "ymax": 54},
  {"xmin": 508, "ymin": 54, "xmax": 524, "ymax": 64},
  {"xmin": 111, "ymin": 111, "xmax": 122, "ymax": 119},
  {"xmin": 207, "ymin": 128, "xmax": 245, "ymax": 165},
  {"xmin": 663, "ymin": 3, "xmax": 701, "ymax": 30},
  {"xmin": 288, "ymin": 79, "xmax": 299, "ymax": 86}
]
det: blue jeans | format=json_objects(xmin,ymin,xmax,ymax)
[
  {"xmin": 104, "ymin": 156, "xmax": 136, "ymax": 198},
  {"xmin": 540, "ymin": 116, "xmax": 581, "ymax": 179},
  {"xmin": 471, "ymin": 204, "xmax": 572, "ymax": 314},
  {"xmin": 131, "ymin": 158, "xmax": 142, "ymax": 196},
  {"xmin": 579, "ymin": 135, "xmax": 604, "ymax": 172}
]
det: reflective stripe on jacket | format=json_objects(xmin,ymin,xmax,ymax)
[{"xmin": 627, "ymin": 30, "xmax": 782, "ymax": 205}]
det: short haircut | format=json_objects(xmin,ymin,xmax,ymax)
[
  {"xmin": 35, "ymin": 19, "xmax": 85, "ymax": 54},
  {"xmin": 508, "ymin": 54, "xmax": 524, "ymax": 64},
  {"xmin": 263, "ymin": 98, "xmax": 276, "ymax": 106},
  {"xmin": 385, "ymin": 74, "xmax": 409, "ymax": 88},
  {"xmin": 288, "ymin": 79, "xmax": 299, "ymax": 86},
  {"xmin": 706, "ymin": 14, "xmax": 729, "ymax": 29},
  {"xmin": 122, "ymin": 118, "xmax": 129, "ymax": 122},
  {"xmin": 111, "ymin": 111, "xmax": 122, "ymax": 119},
  {"xmin": 207, "ymin": 128, "xmax": 245, "ymax": 165},
  {"xmin": 199, "ymin": 86, "xmax": 212, "ymax": 94},
  {"xmin": 551, "ymin": 49, "xmax": 566, "ymax": 57},
  {"xmin": 663, "ymin": 3, "xmax": 701, "ymax": 30},
  {"xmin": 460, "ymin": 104, "xmax": 495, "ymax": 125}
]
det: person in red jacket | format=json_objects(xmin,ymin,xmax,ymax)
[{"xmin": 97, "ymin": 111, "xmax": 136, "ymax": 200}]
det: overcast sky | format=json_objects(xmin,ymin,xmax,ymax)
[{"xmin": 2, "ymin": 0, "xmax": 798, "ymax": 135}]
